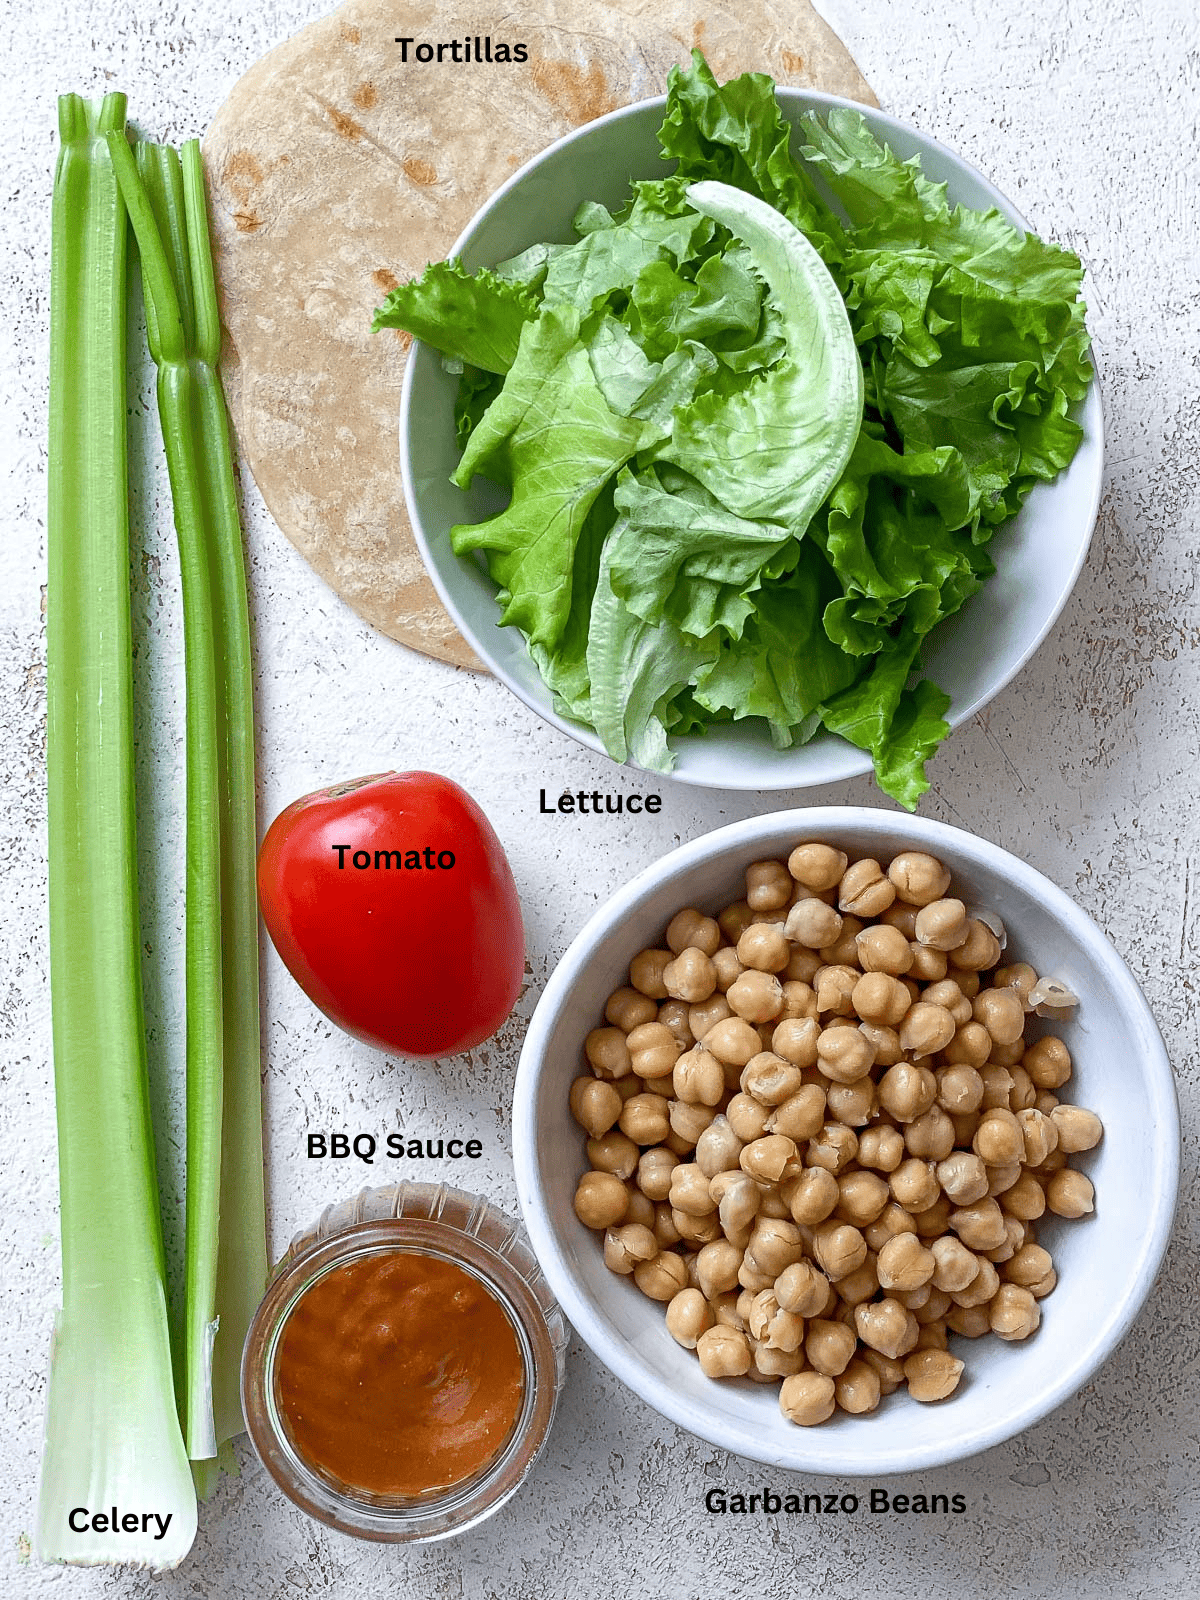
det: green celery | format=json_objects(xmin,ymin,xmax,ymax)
[
  {"xmin": 107, "ymin": 131, "xmax": 266, "ymax": 1470},
  {"xmin": 38, "ymin": 92, "xmax": 197, "ymax": 1569}
]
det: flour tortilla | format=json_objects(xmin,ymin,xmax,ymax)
[{"xmin": 204, "ymin": 1, "xmax": 875, "ymax": 668}]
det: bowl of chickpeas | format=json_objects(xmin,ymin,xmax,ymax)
[{"xmin": 511, "ymin": 808, "xmax": 1178, "ymax": 1472}]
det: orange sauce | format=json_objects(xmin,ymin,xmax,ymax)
[{"xmin": 276, "ymin": 1250, "xmax": 525, "ymax": 1496}]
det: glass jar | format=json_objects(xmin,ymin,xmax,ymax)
[{"xmin": 241, "ymin": 1181, "xmax": 567, "ymax": 1542}]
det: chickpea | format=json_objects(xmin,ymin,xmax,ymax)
[
  {"xmin": 663, "ymin": 1287, "xmax": 714, "ymax": 1350},
  {"xmin": 669, "ymin": 1099, "xmax": 716, "ymax": 1147},
  {"xmin": 603, "ymin": 1223, "xmax": 658, "ymax": 1275},
  {"xmin": 783, "ymin": 1165, "xmax": 840, "ymax": 1225},
  {"xmin": 696, "ymin": 1324, "xmax": 753, "ymax": 1377},
  {"xmin": 852, "ymin": 971, "xmax": 911, "ymax": 1028},
  {"xmin": 692, "ymin": 1116, "xmax": 741, "ymax": 1179},
  {"xmin": 859, "ymin": 1346, "xmax": 906, "ymax": 1395},
  {"xmin": 973, "ymin": 986, "xmax": 1025, "ymax": 1045},
  {"xmin": 787, "ymin": 842, "xmax": 848, "ymax": 892},
  {"xmin": 671, "ymin": 1048, "xmax": 724, "ymax": 1108},
  {"xmin": 1046, "ymin": 1168, "xmax": 1095, "ymax": 1218},
  {"xmin": 687, "ymin": 995, "xmax": 731, "ymax": 1044},
  {"xmin": 1004, "ymin": 1243, "xmax": 1057, "ymax": 1298},
  {"xmin": 663, "ymin": 947, "xmax": 717, "ymax": 1005},
  {"xmin": 745, "ymin": 1217, "xmax": 806, "ymax": 1277},
  {"xmin": 772, "ymin": 1016, "xmax": 821, "ymax": 1068},
  {"xmin": 834, "ymin": 1359, "xmax": 881, "ymax": 1415},
  {"xmin": 989, "ymin": 1038, "xmax": 1026, "ymax": 1071},
  {"xmin": 904, "ymin": 1348, "xmax": 964, "ymax": 1402},
  {"xmin": 881, "ymin": 902, "xmax": 921, "ymax": 938},
  {"xmin": 878, "ymin": 1062, "xmax": 937, "ymax": 1123},
  {"xmin": 672, "ymin": 1208, "xmax": 722, "ymax": 1245},
  {"xmin": 767, "ymin": 1263, "xmax": 823, "ymax": 1322},
  {"xmin": 812, "ymin": 1221, "xmax": 868, "ymax": 1281},
  {"xmin": 665, "ymin": 908, "xmax": 721, "ymax": 958},
  {"xmin": 955, "ymin": 970, "xmax": 982, "ymax": 999},
  {"xmin": 711, "ymin": 1170, "xmax": 761, "ymax": 1242},
  {"xmin": 701, "ymin": 1017, "xmax": 760, "ymax": 1070},
  {"xmin": 950, "ymin": 1256, "xmax": 999, "ymax": 1309},
  {"xmin": 653, "ymin": 1204, "xmax": 682, "ymax": 1248},
  {"xmin": 819, "ymin": 916, "xmax": 866, "ymax": 968},
  {"xmin": 859, "ymin": 1022, "xmax": 903, "ymax": 1068},
  {"xmin": 629, "ymin": 948, "xmax": 673, "ymax": 999},
  {"xmin": 826, "ymin": 1078, "xmax": 877, "ymax": 1128},
  {"xmin": 904, "ymin": 1107, "xmax": 956, "ymax": 1161},
  {"xmin": 898, "ymin": 1002, "xmax": 957, "ymax": 1059},
  {"xmin": 890, "ymin": 1159, "xmax": 941, "ymax": 1214},
  {"xmin": 785, "ymin": 897, "xmax": 844, "ymax": 949},
  {"xmin": 667, "ymin": 1162, "xmax": 717, "ymax": 1218},
  {"xmin": 816, "ymin": 1026, "xmax": 875, "ymax": 1084},
  {"xmin": 914, "ymin": 898, "xmax": 969, "ymax": 951},
  {"xmin": 737, "ymin": 923, "xmax": 791, "ymax": 974},
  {"xmin": 745, "ymin": 1289, "xmax": 803, "ymax": 1351},
  {"xmin": 814, "ymin": 965, "xmax": 860, "ymax": 1017},
  {"xmin": 919, "ymin": 979, "xmax": 971, "ymax": 1026},
  {"xmin": 946, "ymin": 1302, "xmax": 991, "ymax": 1338},
  {"xmin": 726, "ymin": 1092, "xmax": 771, "ymax": 1143},
  {"xmin": 726, "ymin": 969, "xmax": 784, "ymax": 1026},
  {"xmin": 864, "ymin": 1201, "xmax": 915, "ymax": 1253},
  {"xmin": 1013, "ymin": 1108, "xmax": 1056, "ymax": 1168},
  {"xmin": 888, "ymin": 851, "xmax": 951, "ymax": 906},
  {"xmin": 779, "ymin": 1371, "xmax": 836, "ymax": 1426},
  {"xmin": 944, "ymin": 1022, "xmax": 992, "ymax": 1069},
  {"xmin": 605, "ymin": 986, "xmax": 658, "ymax": 1032},
  {"xmin": 737, "ymin": 1051, "xmax": 800, "ymax": 1106},
  {"xmin": 929, "ymin": 1234, "xmax": 980, "ymax": 1294},
  {"xmin": 836, "ymin": 1170, "xmax": 891, "ymax": 1227},
  {"xmin": 627, "ymin": 1022, "xmax": 681, "ymax": 1082},
  {"xmin": 979, "ymin": 1063, "xmax": 1016, "ymax": 1111},
  {"xmin": 803, "ymin": 1317, "xmax": 855, "ymax": 1377},
  {"xmin": 948, "ymin": 920, "xmax": 1002, "ymax": 972},
  {"xmin": 711, "ymin": 946, "xmax": 744, "ymax": 993},
  {"xmin": 972, "ymin": 1107, "xmax": 1024, "ymax": 1167},
  {"xmin": 909, "ymin": 944, "xmax": 949, "ymax": 983},
  {"xmin": 837, "ymin": 857, "xmax": 895, "ymax": 918},
  {"xmin": 877, "ymin": 1232, "xmax": 937, "ymax": 1292},
  {"xmin": 618, "ymin": 1093, "xmax": 672, "ymax": 1147},
  {"xmin": 746, "ymin": 859, "xmax": 793, "ymax": 911},
  {"xmin": 854, "ymin": 1298, "xmax": 919, "ymax": 1360},
  {"xmin": 585, "ymin": 1026, "xmax": 632, "ymax": 1080},
  {"xmin": 914, "ymin": 1318, "xmax": 949, "ymax": 1350},
  {"xmin": 949, "ymin": 1198, "xmax": 1008, "ymax": 1252},
  {"xmin": 987, "ymin": 1214, "xmax": 1028, "ymax": 1262},
  {"xmin": 993, "ymin": 961, "xmax": 1038, "ymax": 1010},
  {"xmin": 857, "ymin": 1125, "xmax": 906, "ymax": 1173},
  {"xmin": 784, "ymin": 948, "xmax": 824, "ymax": 985},
  {"xmin": 854, "ymin": 923, "xmax": 914, "ymax": 976},
  {"xmin": 911, "ymin": 1197, "xmax": 953, "ymax": 1241},
  {"xmin": 718, "ymin": 900, "xmax": 755, "ymax": 945},
  {"xmin": 807, "ymin": 1122, "xmax": 859, "ymax": 1175},
  {"xmin": 570, "ymin": 1076, "xmax": 623, "ymax": 1138},
  {"xmin": 1050, "ymin": 1104, "xmax": 1103, "ymax": 1153},
  {"xmin": 935, "ymin": 1151, "xmax": 989, "ymax": 1206},
  {"xmin": 695, "ymin": 1238, "xmax": 744, "ymax": 1300},
  {"xmin": 740, "ymin": 1133, "xmax": 800, "ymax": 1184},
  {"xmin": 737, "ymin": 1254, "xmax": 776, "ymax": 1293},
  {"xmin": 635, "ymin": 1146, "xmax": 677, "ymax": 1203},
  {"xmin": 989, "ymin": 1282, "xmax": 1041, "ymax": 1340},
  {"xmin": 586, "ymin": 1129, "xmax": 640, "ymax": 1181},
  {"xmin": 766, "ymin": 1084, "xmax": 828, "ymax": 1142},
  {"xmin": 937, "ymin": 1062, "xmax": 985, "ymax": 1114},
  {"xmin": 574, "ymin": 1170, "xmax": 629, "ymax": 1229}
]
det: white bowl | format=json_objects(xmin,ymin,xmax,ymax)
[
  {"xmin": 512, "ymin": 809, "xmax": 1177, "ymax": 1473},
  {"xmin": 401, "ymin": 95, "xmax": 1103, "ymax": 791}
]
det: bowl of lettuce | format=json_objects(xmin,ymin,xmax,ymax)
[{"xmin": 384, "ymin": 54, "xmax": 1101, "ymax": 807}]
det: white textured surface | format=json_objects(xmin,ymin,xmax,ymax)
[{"xmin": 3, "ymin": 0, "xmax": 1199, "ymax": 1595}]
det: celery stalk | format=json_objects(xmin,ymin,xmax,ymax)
[
  {"xmin": 107, "ymin": 130, "xmax": 266, "ymax": 1469},
  {"xmin": 38, "ymin": 92, "xmax": 197, "ymax": 1569}
]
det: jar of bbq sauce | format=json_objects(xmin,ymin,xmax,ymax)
[{"xmin": 242, "ymin": 1182, "xmax": 567, "ymax": 1542}]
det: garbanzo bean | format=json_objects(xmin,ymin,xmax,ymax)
[
  {"xmin": 836, "ymin": 1358, "xmax": 882, "ymax": 1414},
  {"xmin": 740, "ymin": 1133, "xmax": 800, "ymax": 1184},
  {"xmin": 825, "ymin": 1078, "xmax": 877, "ymax": 1128},
  {"xmin": 904, "ymin": 1348, "xmax": 964, "ymax": 1402},
  {"xmin": 878, "ymin": 1062, "xmax": 937, "ymax": 1123},
  {"xmin": 570, "ymin": 1076, "xmax": 623, "ymax": 1138},
  {"xmin": 806, "ymin": 1122, "xmax": 859, "ymax": 1175},
  {"xmin": 779, "ymin": 1371, "xmax": 837, "ymax": 1425},
  {"xmin": 766, "ymin": 1084, "xmax": 828, "ymax": 1142},
  {"xmin": 574, "ymin": 1170, "xmax": 628, "ymax": 1229},
  {"xmin": 856, "ymin": 923, "xmax": 914, "ymax": 976},
  {"xmin": 935, "ymin": 1151, "xmax": 989, "ymax": 1205},
  {"xmin": 663, "ymin": 948, "xmax": 717, "ymax": 1004},
  {"xmin": 737, "ymin": 923, "xmax": 791, "ymax": 973},
  {"xmin": 603, "ymin": 1223, "xmax": 658, "ymax": 1275},
  {"xmin": 1049, "ymin": 1103, "xmax": 1102, "ymax": 1152},
  {"xmin": 805, "ymin": 1318, "xmax": 857, "ymax": 1376},
  {"xmin": 1046, "ymin": 1167, "xmax": 1095, "ymax": 1218},
  {"xmin": 666, "ymin": 908, "xmax": 721, "ymax": 957},
  {"xmin": 782, "ymin": 1165, "xmax": 840, "ymax": 1226},
  {"xmin": 852, "ymin": 971, "xmax": 911, "ymax": 1027},
  {"xmin": 665, "ymin": 1287, "xmax": 714, "ymax": 1349},
  {"xmin": 696, "ymin": 1324, "xmax": 753, "ymax": 1377},
  {"xmin": 784, "ymin": 897, "xmax": 844, "ymax": 949},
  {"xmin": 696, "ymin": 1239, "xmax": 743, "ymax": 1300},
  {"xmin": 672, "ymin": 1048, "xmax": 724, "ymax": 1107},
  {"xmin": 636, "ymin": 1146, "xmax": 676, "ymax": 1202},
  {"xmin": 587, "ymin": 1130, "xmax": 640, "ymax": 1180},
  {"xmin": 888, "ymin": 852, "xmax": 952, "ymax": 906},
  {"xmin": 771, "ymin": 1016, "xmax": 821, "ymax": 1068},
  {"xmin": 618, "ymin": 1093, "xmax": 672, "ymax": 1147},
  {"xmin": 746, "ymin": 859, "xmax": 793, "ymax": 911},
  {"xmin": 605, "ymin": 986, "xmax": 658, "ymax": 1032},
  {"xmin": 949, "ymin": 920, "xmax": 1002, "ymax": 972},
  {"xmin": 904, "ymin": 1107, "xmax": 956, "ymax": 1162},
  {"xmin": 726, "ymin": 969, "xmax": 784, "ymax": 1024},
  {"xmin": 899, "ymin": 1002, "xmax": 957, "ymax": 1059},
  {"xmin": 711, "ymin": 947, "xmax": 744, "ymax": 993},
  {"xmin": 973, "ymin": 986, "xmax": 1025, "ymax": 1045},
  {"xmin": 629, "ymin": 948, "xmax": 673, "ymax": 999},
  {"xmin": 989, "ymin": 1282, "xmax": 1041, "ymax": 1340},
  {"xmin": 812, "ymin": 1221, "xmax": 868, "ymax": 1281},
  {"xmin": 839, "ymin": 859, "xmax": 895, "ymax": 919},
  {"xmin": 817, "ymin": 1026, "xmax": 876, "ymax": 1084},
  {"xmin": 788, "ymin": 842, "xmax": 848, "ymax": 892},
  {"xmin": 876, "ymin": 1232, "xmax": 936, "ymax": 1292},
  {"xmin": 857, "ymin": 1125, "xmax": 906, "ymax": 1173},
  {"xmin": 914, "ymin": 898, "xmax": 969, "ymax": 951},
  {"xmin": 836, "ymin": 1169, "xmax": 891, "ymax": 1227},
  {"xmin": 854, "ymin": 1298, "xmax": 919, "ymax": 1360}
]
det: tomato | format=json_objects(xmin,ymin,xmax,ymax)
[{"xmin": 256, "ymin": 771, "xmax": 524, "ymax": 1058}]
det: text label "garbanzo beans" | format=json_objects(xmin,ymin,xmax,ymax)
[{"xmin": 704, "ymin": 1487, "xmax": 967, "ymax": 1514}]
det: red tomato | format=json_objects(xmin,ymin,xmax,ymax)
[{"xmin": 257, "ymin": 771, "xmax": 524, "ymax": 1058}]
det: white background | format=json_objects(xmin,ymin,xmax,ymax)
[{"xmin": 3, "ymin": 0, "xmax": 1198, "ymax": 1594}]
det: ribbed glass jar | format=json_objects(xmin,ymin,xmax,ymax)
[{"xmin": 242, "ymin": 1181, "xmax": 567, "ymax": 1542}]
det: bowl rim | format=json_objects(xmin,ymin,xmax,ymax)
[
  {"xmin": 511, "ymin": 807, "xmax": 1178, "ymax": 1473},
  {"xmin": 400, "ymin": 90, "xmax": 1104, "ymax": 792}
]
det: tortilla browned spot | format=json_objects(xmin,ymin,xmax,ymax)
[{"xmin": 205, "ymin": 0, "xmax": 874, "ymax": 670}]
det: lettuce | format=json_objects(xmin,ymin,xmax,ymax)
[{"xmin": 376, "ymin": 51, "xmax": 1090, "ymax": 806}]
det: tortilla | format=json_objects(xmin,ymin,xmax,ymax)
[{"xmin": 204, "ymin": 1, "xmax": 875, "ymax": 669}]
